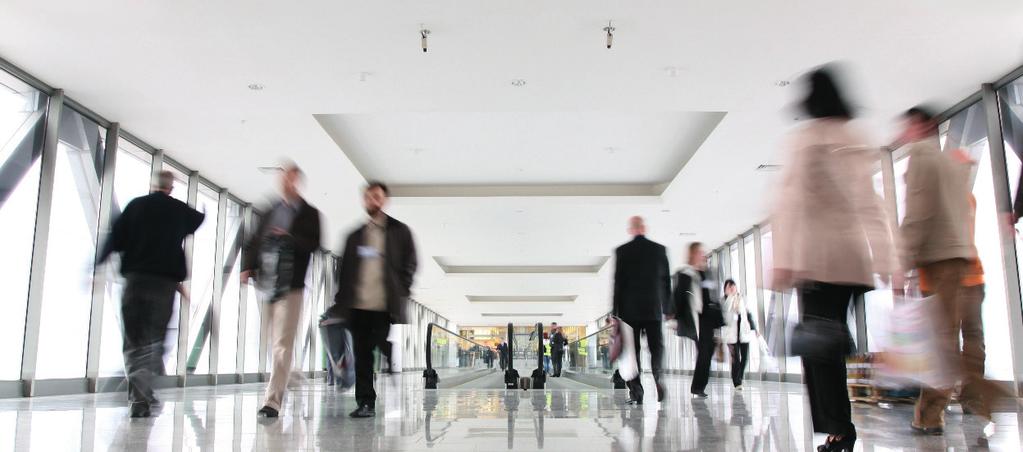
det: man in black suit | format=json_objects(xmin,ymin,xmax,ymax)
[
  {"xmin": 612, "ymin": 216, "xmax": 671, "ymax": 404},
  {"xmin": 550, "ymin": 323, "xmax": 567, "ymax": 377},
  {"xmin": 98, "ymin": 171, "xmax": 205, "ymax": 418},
  {"xmin": 325, "ymin": 181, "xmax": 418, "ymax": 419}
]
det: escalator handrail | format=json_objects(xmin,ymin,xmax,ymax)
[
  {"xmin": 428, "ymin": 323, "xmax": 491, "ymax": 349},
  {"xmin": 565, "ymin": 324, "xmax": 615, "ymax": 347}
]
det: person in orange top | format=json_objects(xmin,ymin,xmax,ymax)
[{"xmin": 916, "ymin": 154, "xmax": 994, "ymax": 424}]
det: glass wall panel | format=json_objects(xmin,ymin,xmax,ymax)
[
  {"xmin": 1000, "ymin": 76, "xmax": 1023, "ymax": 320},
  {"xmin": 217, "ymin": 199, "xmax": 243, "ymax": 374},
  {"xmin": 164, "ymin": 163, "xmax": 188, "ymax": 203},
  {"xmin": 35, "ymin": 108, "xmax": 106, "ymax": 379},
  {"xmin": 728, "ymin": 242, "xmax": 740, "ymax": 282},
  {"xmin": 939, "ymin": 103, "xmax": 1013, "ymax": 380},
  {"xmin": 98, "ymin": 141, "xmax": 154, "ymax": 376},
  {"xmin": 243, "ymin": 212, "xmax": 264, "ymax": 373},
  {"xmin": 186, "ymin": 183, "xmax": 219, "ymax": 374},
  {"xmin": 742, "ymin": 235, "xmax": 760, "ymax": 372},
  {"xmin": 0, "ymin": 70, "xmax": 47, "ymax": 380}
]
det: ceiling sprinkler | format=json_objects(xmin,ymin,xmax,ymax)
[
  {"xmin": 420, "ymin": 27, "xmax": 431, "ymax": 53},
  {"xmin": 604, "ymin": 21, "xmax": 615, "ymax": 49}
]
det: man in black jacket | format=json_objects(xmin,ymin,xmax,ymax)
[
  {"xmin": 669, "ymin": 242, "xmax": 720, "ymax": 399},
  {"xmin": 241, "ymin": 163, "xmax": 322, "ymax": 419},
  {"xmin": 550, "ymin": 324, "xmax": 567, "ymax": 377},
  {"xmin": 612, "ymin": 216, "xmax": 671, "ymax": 404},
  {"xmin": 98, "ymin": 171, "xmax": 205, "ymax": 418},
  {"xmin": 325, "ymin": 181, "xmax": 418, "ymax": 418}
]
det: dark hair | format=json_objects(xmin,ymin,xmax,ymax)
[
  {"xmin": 904, "ymin": 106, "xmax": 936, "ymax": 123},
  {"xmin": 688, "ymin": 242, "xmax": 703, "ymax": 254},
  {"xmin": 723, "ymin": 279, "xmax": 737, "ymax": 289},
  {"xmin": 365, "ymin": 181, "xmax": 390, "ymax": 196},
  {"xmin": 801, "ymin": 66, "xmax": 854, "ymax": 119},
  {"xmin": 282, "ymin": 161, "xmax": 304, "ymax": 179}
]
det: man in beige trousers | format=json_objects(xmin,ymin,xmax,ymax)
[
  {"xmin": 897, "ymin": 107, "xmax": 976, "ymax": 436},
  {"xmin": 241, "ymin": 163, "xmax": 322, "ymax": 418}
]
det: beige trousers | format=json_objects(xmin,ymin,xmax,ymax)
[
  {"xmin": 914, "ymin": 259, "xmax": 967, "ymax": 429},
  {"xmin": 263, "ymin": 290, "xmax": 303, "ymax": 411}
]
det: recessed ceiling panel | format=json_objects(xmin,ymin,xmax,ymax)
[
  {"xmin": 315, "ymin": 111, "xmax": 724, "ymax": 194},
  {"xmin": 466, "ymin": 295, "xmax": 577, "ymax": 303},
  {"xmin": 434, "ymin": 256, "xmax": 609, "ymax": 274}
]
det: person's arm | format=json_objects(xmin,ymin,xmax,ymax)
[
  {"xmin": 292, "ymin": 208, "xmax": 322, "ymax": 255},
  {"xmin": 97, "ymin": 205, "xmax": 130, "ymax": 264},
  {"xmin": 659, "ymin": 248, "xmax": 672, "ymax": 317},
  {"xmin": 400, "ymin": 226, "xmax": 418, "ymax": 294},
  {"xmin": 241, "ymin": 210, "xmax": 268, "ymax": 277},
  {"xmin": 899, "ymin": 149, "xmax": 937, "ymax": 270}
]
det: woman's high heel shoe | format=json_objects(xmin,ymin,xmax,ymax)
[{"xmin": 822, "ymin": 432, "xmax": 856, "ymax": 452}]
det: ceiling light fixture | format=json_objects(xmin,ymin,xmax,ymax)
[
  {"xmin": 247, "ymin": 83, "xmax": 264, "ymax": 91},
  {"xmin": 664, "ymin": 66, "xmax": 684, "ymax": 77},
  {"xmin": 775, "ymin": 80, "xmax": 790, "ymax": 87},
  {"xmin": 603, "ymin": 21, "xmax": 615, "ymax": 49},
  {"xmin": 420, "ymin": 26, "xmax": 431, "ymax": 52},
  {"xmin": 756, "ymin": 164, "xmax": 782, "ymax": 172},
  {"xmin": 359, "ymin": 72, "xmax": 371, "ymax": 82},
  {"xmin": 511, "ymin": 79, "xmax": 527, "ymax": 87},
  {"xmin": 257, "ymin": 166, "xmax": 283, "ymax": 174}
]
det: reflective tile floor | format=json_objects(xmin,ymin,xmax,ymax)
[{"xmin": 1, "ymin": 373, "xmax": 1021, "ymax": 451}]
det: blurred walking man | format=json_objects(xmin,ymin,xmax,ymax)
[
  {"xmin": 98, "ymin": 171, "xmax": 204, "ymax": 418},
  {"xmin": 612, "ymin": 216, "xmax": 671, "ymax": 404},
  {"xmin": 326, "ymin": 182, "xmax": 418, "ymax": 418},
  {"xmin": 897, "ymin": 107, "xmax": 976, "ymax": 435},
  {"xmin": 242, "ymin": 163, "xmax": 322, "ymax": 418}
]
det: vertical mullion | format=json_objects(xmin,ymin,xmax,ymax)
[
  {"xmin": 20, "ymin": 89, "xmax": 64, "ymax": 396},
  {"xmin": 84, "ymin": 123, "xmax": 119, "ymax": 392},
  {"xmin": 149, "ymin": 150, "xmax": 163, "ymax": 186},
  {"xmin": 982, "ymin": 83, "xmax": 1023, "ymax": 395},
  {"xmin": 175, "ymin": 171, "xmax": 199, "ymax": 382},
  {"xmin": 210, "ymin": 189, "xmax": 228, "ymax": 382},
  {"xmin": 235, "ymin": 204, "xmax": 252, "ymax": 377}
]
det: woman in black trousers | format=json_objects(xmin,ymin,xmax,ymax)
[{"xmin": 769, "ymin": 65, "xmax": 896, "ymax": 452}]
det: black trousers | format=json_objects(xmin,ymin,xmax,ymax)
[
  {"xmin": 628, "ymin": 320, "xmax": 664, "ymax": 397},
  {"xmin": 691, "ymin": 315, "xmax": 717, "ymax": 394},
  {"xmin": 799, "ymin": 281, "xmax": 864, "ymax": 436},
  {"xmin": 728, "ymin": 343, "xmax": 749, "ymax": 387},
  {"xmin": 121, "ymin": 274, "xmax": 177, "ymax": 404},
  {"xmin": 350, "ymin": 309, "xmax": 391, "ymax": 407},
  {"xmin": 551, "ymin": 351, "xmax": 564, "ymax": 376}
]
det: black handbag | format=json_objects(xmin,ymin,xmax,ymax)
[{"xmin": 790, "ymin": 315, "xmax": 855, "ymax": 363}]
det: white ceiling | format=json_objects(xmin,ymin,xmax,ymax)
[{"xmin": 2, "ymin": 0, "xmax": 1022, "ymax": 327}]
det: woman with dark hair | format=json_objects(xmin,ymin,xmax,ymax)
[
  {"xmin": 720, "ymin": 279, "xmax": 757, "ymax": 390},
  {"xmin": 770, "ymin": 65, "xmax": 896, "ymax": 452}
]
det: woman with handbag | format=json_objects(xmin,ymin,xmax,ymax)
[
  {"xmin": 770, "ymin": 65, "xmax": 896, "ymax": 452},
  {"xmin": 721, "ymin": 279, "xmax": 757, "ymax": 390}
]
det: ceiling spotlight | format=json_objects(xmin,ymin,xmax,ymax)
[
  {"xmin": 775, "ymin": 80, "xmax": 790, "ymax": 87},
  {"xmin": 420, "ymin": 27, "xmax": 431, "ymax": 53},
  {"xmin": 755, "ymin": 164, "xmax": 782, "ymax": 172},
  {"xmin": 359, "ymin": 72, "xmax": 371, "ymax": 82},
  {"xmin": 247, "ymin": 83, "xmax": 264, "ymax": 91},
  {"xmin": 511, "ymin": 79, "xmax": 527, "ymax": 87},
  {"xmin": 603, "ymin": 21, "xmax": 615, "ymax": 49}
]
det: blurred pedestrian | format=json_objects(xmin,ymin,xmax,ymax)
[
  {"xmin": 242, "ymin": 163, "xmax": 322, "ymax": 419},
  {"xmin": 770, "ymin": 66, "xmax": 896, "ymax": 451},
  {"xmin": 98, "ymin": 171, "xmax": 205, "ymax": 418},
  {"xmin": 670, "ymin": 242, "xmax": 722, "ymax": 399},
  {"xmin": 612, "ymin": 216, "xmax": 671, "ymax": 404},
  {"xmin": 325, "ymin": 181, "xmax": 418, "ymax": 419},
  {"xmin": 550, "ymin": 323, "xmax": 567, "ymax": 377},
  {"xmin": 721, "ymin": 279, "xmax": 757, "ymax": 390},
  {"xmin": 898, "ymin": 107, "xmax": 980, "ymax": 435}
]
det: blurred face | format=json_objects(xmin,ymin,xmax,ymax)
[
  {"xmin": 280, "ymin": 169, "xmax": 301, "ymax": 200},
  {"xmin": 364, "ymin": 186, "xmax": 389, "ymax": 217},
  {"xmin": 725, "ymin": 283, "xmax": 737, "ymax": 296},
  {"xmin": 627, "ymin": 216, "xmax": 646, "ymax": 236},
  {"xmin": 689, "ymin": 246, "xmax": 706, "ymax": 269},
  {"xmin": 900, "ymin": 117, "xmax": 932, "ymax": 144}
]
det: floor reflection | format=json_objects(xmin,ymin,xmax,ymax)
[{"xmin": 0, "ymin": 373, "xmax": 1019, "ymax": 451}]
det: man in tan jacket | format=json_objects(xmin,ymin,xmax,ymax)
[{"xmin": 897, "ymin": 107, "xmax": 976, "ymax": 435}]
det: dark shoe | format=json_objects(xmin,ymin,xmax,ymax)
[
  {"xmin": 656, "ymin": 382, "xmax": 666, "ymax": 402},
  {"xmin": 130, "ymin": 402, "xmax": 151, "ymax": 418},
  {"xmin": 257, "ymin": 406, "xmax": 279, "ymax": 418},
  {"xmin": 349, "ymin": 405, "xmax": 376, "ymax": 418},
  {"xmin": 820, "ymin": 432, "xmax": 856, "ymax": 452},
  {"xmin": 626, "ymin": 397, "xmax": 643, "ymax": 405},
  {"xmin": 911, "ymin": 423, "xmax": 943, "ymax": 436},
  {"xmin": 692, "ymin": 391, "xmax": 708, "ymax": 399}
]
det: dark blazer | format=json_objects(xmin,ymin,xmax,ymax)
[
  {"xmin": 329, "ymin": 215, "xmax": 418, "ymax": 324},
  {"xmin": 242, "ymin": 197, "xmax": 322, "ymax": 290},
  {"xmin": 612, "ymin": 236, "xmax": 671, "ymax": 324},
  {"xmin": 99, "ymin": 192, "xmax": 205, "ymax": 282},
  {"xmin": 551, "ymin": 331, "xmax": 568, "ymax": 354}
]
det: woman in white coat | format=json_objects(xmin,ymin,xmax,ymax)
[{"xmin": 721, "ymin": 279, "xmax": 757, "ymax": 390}]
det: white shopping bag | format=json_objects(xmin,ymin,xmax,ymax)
[
  {"xmin": 615, "ymin": 319, "xmax": 639, "ymax": 381},
  {"xmin": 757, "ymin": 336, "xmax": 779, "ymax": 372},
  {"xmin": 874, "ymin": 295, "xmax": 952, "ymax": 389}
]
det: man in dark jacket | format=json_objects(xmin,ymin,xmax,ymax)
[
  {"xmin": 612, "ymin": 216, "xmax": 671, "ymax": 404},
  {"xmin": 326, "ymin": 181, "xmax": 418, "ymax": 418},
  {"xmin": 98, "ymin": 171, "xmax": 204, "ymax": 418},
  {"xmin": 550, "ymin": 324, "xmax": 568, "ymax": 377},
  {"xmin": 241, "ymin": 163, "xmax": 322, "ymax": 418}
]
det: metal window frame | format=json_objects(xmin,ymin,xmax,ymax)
[{"xmin": 175, "ymin": 171, "xmax": 199, "ymax": 382}]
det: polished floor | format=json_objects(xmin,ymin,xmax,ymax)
[{"xmin": 0, "ymin": 373, "xmax": 1020, "ymax": 451}]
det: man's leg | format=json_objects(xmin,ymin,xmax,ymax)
[
  {"xmin": 691, "ymin": 318, "xmax": 714, "ymax": 395},
  {"xmin": 121, "ymin": 276, "xmax": 177, "ymax": 415},
  {"xmin": 959, "ymin": 284, "xmax": 992, "ymax": 420},
  {"xmin": 263, "ymin": 290, "xmax": 303, "ymax": 412},
  {"xmin": 628, "ymin": 325, "xmax": 645, "ymax": 400},
  {"xmin": 914, "ymin": 260, "xmax": 966, "ymax": 430},
  {"xmin": 644, "ymin": 322, "xmax": 665, "ymax": 400},
  {"xmin": 350, "ymin": 310, "xmax": 375, "ymax": 408}
]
